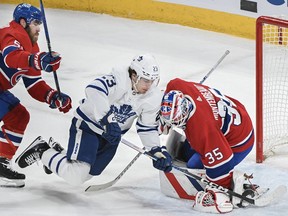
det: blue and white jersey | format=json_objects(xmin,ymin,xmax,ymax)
[{"xmin": 74, "ymin": 66, "xmax": 163, "ymax": 149}]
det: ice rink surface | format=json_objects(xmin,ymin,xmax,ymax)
[{"xmin": 0, "ymin": 3, "xmax": 288, "ymax": 216}]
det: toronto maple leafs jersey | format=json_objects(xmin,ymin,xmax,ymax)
[{"xmin": 74, "ymin": 66, "xmax": 163, "ymax": 149}]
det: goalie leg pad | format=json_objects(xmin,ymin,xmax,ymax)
[
  {"xmin": 193, "ymin": 188, "xmax": 233, "ymax": 214},
  {"xmin": 159, "ymin": 168, "xmax": 206, "ymax": 200}
]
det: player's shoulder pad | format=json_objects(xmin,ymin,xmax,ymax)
[{"xmin": 111, "ymin": 66, "xmax": 130, "ymax": 89}]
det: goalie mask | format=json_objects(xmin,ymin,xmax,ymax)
[
  {"xmin": 130, "ymin": 54, "xmax": 160, "ymax": 86},
  {"xmin": 160, "ymin": 90, "xmax": 194, "ymax": 128}
]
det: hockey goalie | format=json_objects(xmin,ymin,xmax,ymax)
[
  {"xmin": 159, "ymin": 129, "xmax": 282, "ymax": 213},
  {"xmin": 158, "ymin": 79, "xmax": 286, "ymax": 213}
]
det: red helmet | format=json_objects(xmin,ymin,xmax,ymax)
[{"xmin": 160, "ymin": 90, "xmax": 194, "ymax": 128}]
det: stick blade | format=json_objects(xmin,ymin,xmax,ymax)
[
  {"xmin": 254, "ymin": 185, "xmax": 287, "ymax": 207},
  {"xmin": 85, "ymin": 181, "xmax": 115, "ymax": 192}
]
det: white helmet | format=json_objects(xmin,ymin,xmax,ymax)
[{"xmin": 130, "ymin": 54, "xmax": 160, "ymax": 81}]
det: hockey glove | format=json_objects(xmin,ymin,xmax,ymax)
[
  {"xmin": 29, "ymin": 51, "xmax": 61, "ymax": 72},
  {"xmin": 193, "ymin": 186, "xmax": 233, "ymax": 214},
  {"xmin": 149, "ymin": 146, "xmax": 172, "ymax": 172},
  {"xmin": 101, "ymin": 112, "xmax": 121, "ymax": 146},
  {"xmin": 46, "ymin": 89, "xmax": 72, "ymax": 113}
]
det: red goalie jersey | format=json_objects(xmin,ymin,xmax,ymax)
[{"xmin": 163, "ymin": 78, "xmax": 254, "ymax": 188}]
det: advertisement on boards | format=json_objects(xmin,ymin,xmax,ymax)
[{"xmin": 156, "ymin": 0, "xmax": 288, "ymax": 18}]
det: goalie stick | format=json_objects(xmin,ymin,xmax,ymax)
[
  {"xmin": 199, "ymin": 50, "xmax": 230, "ymax": 84},
  {"xmin": 121, "ymin": 138, "xmax": 287, "ymax": 207},
  {"xmin": 85, "ymin": 50, "xmax": 230, "ymax": 192}
]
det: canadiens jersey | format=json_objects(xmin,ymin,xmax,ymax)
[
  {"xmin": 165, "ymin": 78, "xmax": 254, "ymax": 188},
  {"xmin": 74, "ymin": 66, "xmax": 163, "ymax": 150},
  {"xmin": 0, "ymin": 21, "xmax": 51, "ymax": 101}
]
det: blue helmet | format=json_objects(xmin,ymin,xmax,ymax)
[{"xmin": 13, "ymin": 3, "xmax": 42, "ymax": 24}]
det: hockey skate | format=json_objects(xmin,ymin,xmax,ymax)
[
  {"xmin": 43, "ymin": 137, "xmax": 64, "ymax": 174},
  {"xmin": 232, "ymin": 171, "xmax": 269, "ymax": 208},
  {"xmin": 15, "ymin": 136, "xmax": 49, "ymax": 168},
  {"xmin": 0, "ymin": 157, "xmax": 25, "ymax": 188}
]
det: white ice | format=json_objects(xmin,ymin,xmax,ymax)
[{"xmin": 0, "ymin": 3, "xmax": 287, "ymax": 216}]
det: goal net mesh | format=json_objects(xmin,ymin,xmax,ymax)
[{"xmin": 258, "ymin": 16, "xmax": 288, "ymax": 160}]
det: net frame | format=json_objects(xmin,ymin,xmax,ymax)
[{"xmin": 256, "ymin": 16, "xmax": 288, "ymax": 163}]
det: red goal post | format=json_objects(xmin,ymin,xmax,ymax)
[{"xmin": 256, "ymin": 16, "xmax": 288, "ymax": 163}]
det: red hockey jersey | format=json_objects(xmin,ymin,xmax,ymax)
[
  {"xmin": 0, "ymin": 21, "xmax": 51, "ymax": 101},
  {"xmin": 165, "ymin": 78, "xmax": 254, "ymax": 188}
]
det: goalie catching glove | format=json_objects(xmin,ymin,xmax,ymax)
[
  {"xmin": 149, "ymin": 146, "xmax": 172, "ymax": 172},
  {"xmin": 193, "ymin": 170, "xmax": 267, "ymax": 214},
  {"xmin": 193, "ymin": 186, "xmax": 233, "ymax": 214},
  {"xmin": 46, "ymin": 89, "xmax": 72, "ymax": 113}
]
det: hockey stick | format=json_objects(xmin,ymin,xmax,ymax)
[
  {"xmin": 121, "ymin": 138, "xmax": 287, "ymax": 207},
  {"xmin": 39, "ymin": 0, "xmax": 62, "ymax": 95},
  {"xmin": 85, "ymin": 151, "xmax": 142, "ymax": 192},
  {"xmin": 85, "ymin": 52, "xmax": 230, "ymax": 192},
  {"xmin": 199, "ymin": 50, "xmax": 230, "ymax": 84}
]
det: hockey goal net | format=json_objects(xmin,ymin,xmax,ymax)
[{"xmin": 256, "ymin": 16, "xmax": 288, "ymax": 163}]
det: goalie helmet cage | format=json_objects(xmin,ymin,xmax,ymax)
[{"xmin": 256, "ymin": 16, "xmax": 288, "ymax": 163}]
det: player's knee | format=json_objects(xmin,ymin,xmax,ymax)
[
  {"xmin": 3, "ymin": 104, "xmax": 30, "ymax": 131},
  {"xmin": 60, "ymin": 161, "xmax": 92, "ymax": 186},
  {"xmin": 14, "ymin": 104, "xmax": 30, "ymax": 127}
]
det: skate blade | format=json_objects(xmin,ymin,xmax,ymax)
[{"xmin": 0, "ymin": 177, "xmax": 25, "ymax": 188}]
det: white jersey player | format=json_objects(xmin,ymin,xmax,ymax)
[{"xmin": 15, "ymin": 54, "xmax": 172, "ymax": 186}]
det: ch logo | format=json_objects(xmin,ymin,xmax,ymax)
[
  {"xmin": 11, "ymin": 70, "xmax": 26, "ymax": 86},
  {"xmin": 267, "ymin": 0, "xmax": 285, "ymax": 5}
]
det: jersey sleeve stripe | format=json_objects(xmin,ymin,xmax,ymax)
[
  {"xmin": 2, "ymin": 45, "xmax": 18, "ymax": 58},
  {"xmin": 75, "ymin": 108, "xmax": 105, "ymax": 135},
  {"xmin": 86, "ymin": 84, "xmax": 108, "ymax": 96},
  {"xmin": 231, "ymin": 130, "xmax": 254, "ymax": 148},
  {"xmin": 136, "ymin": 121, "xmax": 158, "ymax": 132},
  {"xmin": 204, "ymin": 154, "xmax": 233, "ymax": 169}
]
